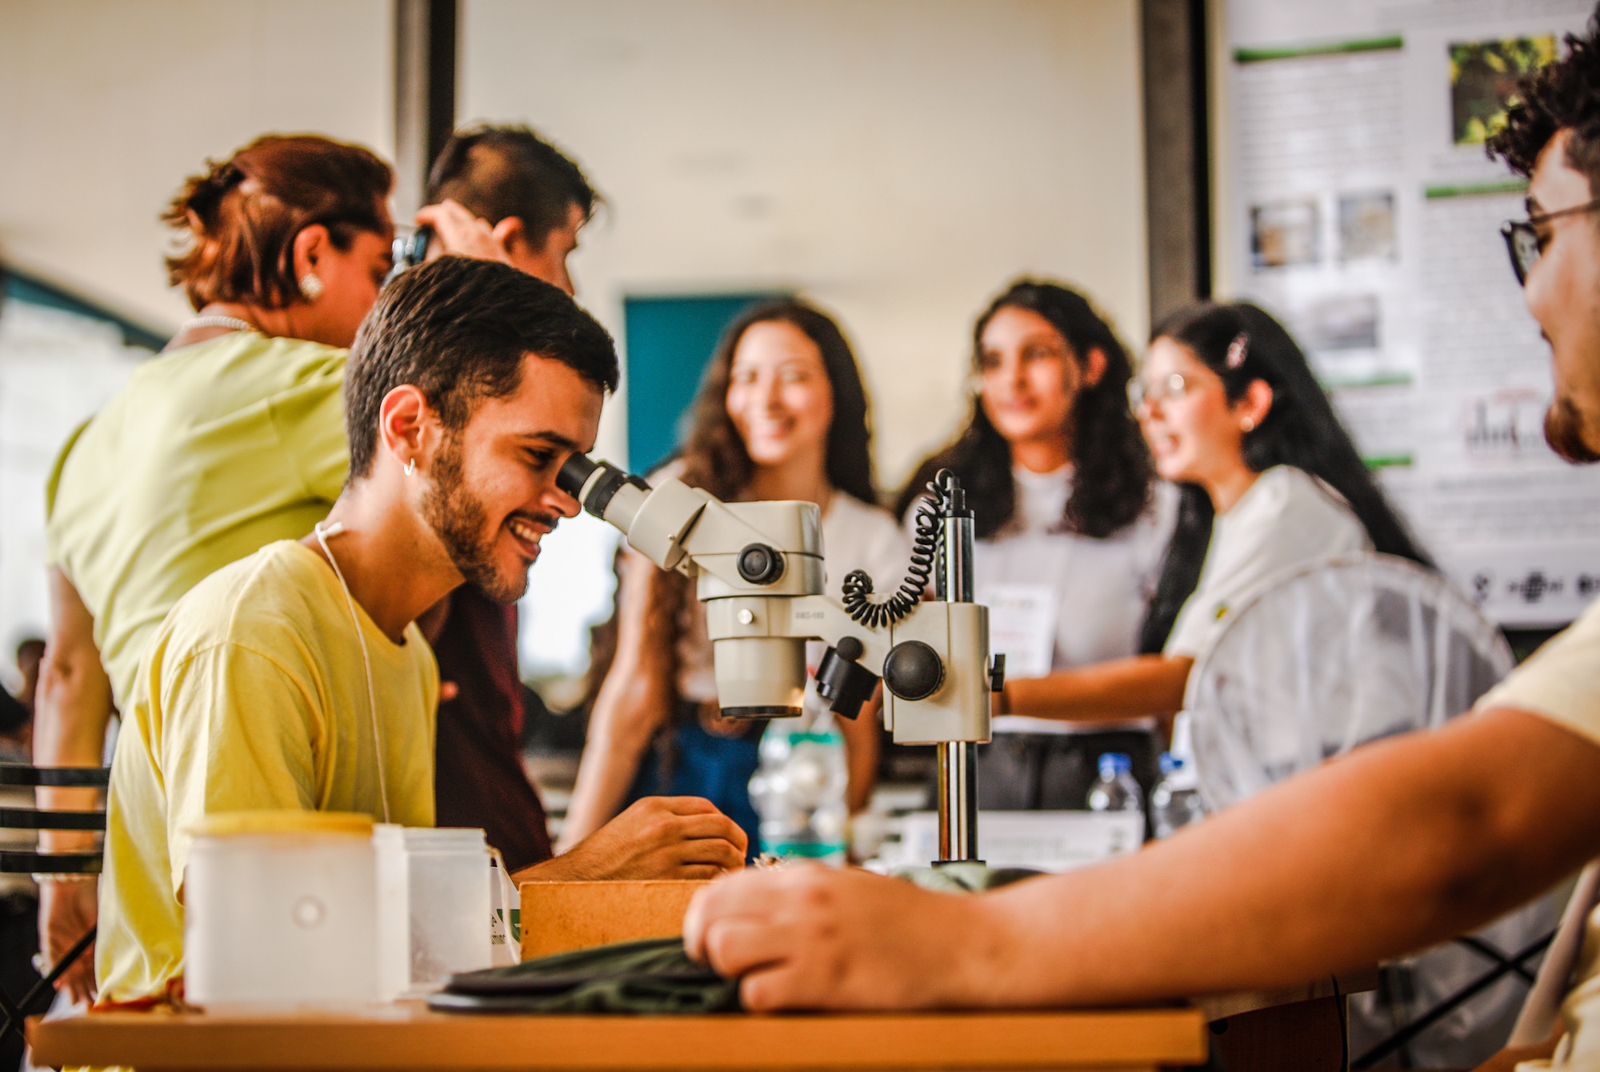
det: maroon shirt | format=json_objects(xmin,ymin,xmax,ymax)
[{"xmin": 431, "ymin": 586, "xmax": 554, "ymax": 872}]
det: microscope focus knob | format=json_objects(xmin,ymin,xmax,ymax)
[
  {"xmin": 883, "ymin": 640, "xmax": 945, "ymax": 701},
  {"xmin": 737, "ymin": 543, "xmax": 785, "ymax": 584}
]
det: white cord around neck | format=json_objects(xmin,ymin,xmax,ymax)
[{"xmin": 313, "ymin": 520, "xmax": 391, "ymax": 824}]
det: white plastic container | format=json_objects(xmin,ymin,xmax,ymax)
[
  {"xmin": 374, "ymin": 826, "xmax": 492, "ymax": 998},
  {"xmin": 185, "ymin": 810, "xmax": 378, "ymax": 1012}
]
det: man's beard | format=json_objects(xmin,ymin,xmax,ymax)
[
  {"xmin": 420, "ymin": 436, "xmax": 530, "ymax": 604},
  {"xmin": 1544, "ymin": 395, "xmax": 1600, "ymax": 464}
]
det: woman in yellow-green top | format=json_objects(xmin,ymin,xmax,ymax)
[{"xmin": 36, "ymin": 134, "xmax": 397, "ymax": 1003}]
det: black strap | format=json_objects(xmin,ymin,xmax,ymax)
[
  {"xmin": 0, "ymin": 851, "xmax": 100, "ymax": 875},
  {"xmin": 0, "ymin": 765, "xmax": 109, "ymax": 788},
  {"xmin": 0, "ymin": 808, "xmax": 105, "ymax": 831}
]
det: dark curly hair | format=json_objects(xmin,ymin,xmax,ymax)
[
  {"xmin": 1137, "ymin": 301, "xmax": 1431, "ymax": 652},
  {"xmin": 676, "ymin": 299, "xmax": 877, "ymax": 504},
  {"xmin": 1486, "ymin": 15, "xmax": 1600, "ymax": 186},
  {"xmin": 894, "ymin": 280, "xmax": 1154, "ymax": 540},
  {"xmin": 582, "ymin": 299, "xmax": 881, "ymax": 738}
]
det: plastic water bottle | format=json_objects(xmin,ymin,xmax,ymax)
[
  {"xmin": 1086, "ymin": 752, "xmax": 1144, "ymax": 819},
  {"xmin": 748, "ymin": 710, "xmax": 849, "ymax": 865},
  {"xmin": 1150, "ymin": 752, "xmax": 1206, "ymax": 839}
]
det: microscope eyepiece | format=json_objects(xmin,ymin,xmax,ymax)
[
  {"xmin": 557, "ymin": 454, "xmax": 652, "ymax": 520},
  {"xmin": 556, "ymin": 453, "xmax": 599, "ymax": 499}
]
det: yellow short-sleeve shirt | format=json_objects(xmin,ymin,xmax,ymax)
[
  {"xmin": 96, "ymin": 541, "xmax": 437, "ymax": 1005},
  {"xmin": 45, "ymin": 332, "xmax": 350, "ymax": 711}
]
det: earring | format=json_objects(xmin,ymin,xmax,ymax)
[
  {"xmin": 299, "ymin": 272, "xmax": 325, "ymax": 301},
  {"xmin": 404, "ymin": 458, "xmax": 416, "ymax": 477},
  {"xmin": 1241, "ymin": 417, "xmax": 1256, "ymax": 432}
]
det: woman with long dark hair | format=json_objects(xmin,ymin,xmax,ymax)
[
  {"xmin": 562, "ymin": 299, "xmax": 907, "ymax": 851},
  {"xmin": 1001, "ymin": 300, "xmax": 1428, "ymax": 730},
  {"xmin": 897, "ymin": 280, "xmax": 1175, "ymax": 807}
]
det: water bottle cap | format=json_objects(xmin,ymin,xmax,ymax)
[
  {"xmin": 1098, "ymin": 752, "xmax": 1133, "ymax": 778},
  {"xmin": 1159, "ymin": 752, "xmax": 1186, "ymax": 776}
]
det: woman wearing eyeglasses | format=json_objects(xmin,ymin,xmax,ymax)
[
  {"xmin": 1000, "ymin": 300, "xmax": 1429, "ymax": 738},
  {"xmin": 895, "ymin": 280, "xmax": 1176, "ymax": 809}
]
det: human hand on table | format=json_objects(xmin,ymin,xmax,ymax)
[
  {"xmin": 542, "ymin": 797, "xmax": 747, "ymax": 881},
  {"xmin": 38, "ymin": 877, "xmax": 98, "ymax": 1004},
  {"xmin": 682, "ymin": 865, "xmax": 1005, "ymax": 1011}
]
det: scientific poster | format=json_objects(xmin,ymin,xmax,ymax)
[{"xmin": 1225, "ymin": 0, "xmax": 1599, "ymax": 627}]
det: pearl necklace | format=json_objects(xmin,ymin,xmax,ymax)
[{"xmin": 182, "ymin": 314, "xmax": 256, "ymax": 333}]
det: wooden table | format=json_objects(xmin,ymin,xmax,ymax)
[{"xmin": 29, "ymin": 1003, "xmax": 1210, "ymax": 1071}]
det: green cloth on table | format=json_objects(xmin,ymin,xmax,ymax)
[{"xmin": 430, "ymin": 937, "xmax": 741, "ymax": 1015}]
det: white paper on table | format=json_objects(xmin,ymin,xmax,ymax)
[{"xmin": 877, "ymin": 811, "xmax": 1143, "ymax": 874}]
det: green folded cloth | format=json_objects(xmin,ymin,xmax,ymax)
[{"xmin": 429, "ymin": 937, "xmax": 741, "ymax": 1015}]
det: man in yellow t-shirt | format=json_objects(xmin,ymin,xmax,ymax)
[
  {"xmin": 98, "ymin": 258, "xmax": 747, "ymax": 1005},
  {"xmin": 677, "ymin": 19, "xmax": 1600, "ymax": 1070},
  {"xmin": 96, "ymin": 540, "xmax": 437, "ymax": 1003}
]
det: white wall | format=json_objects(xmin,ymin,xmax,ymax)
[
  {"xmin": 0, "ymin": 0, "xmax": 394, "ymax": 655},
  {"xmin": 460, "ymin": 0, "xmax": 1148, "ymax": 489},
  {"xmin": 0, "ymin": 0, "xmax": 1150, "ymax": 676},
  {"xmin": 0, "ymin": 0, "xmax": 395, "ymax": 331}
]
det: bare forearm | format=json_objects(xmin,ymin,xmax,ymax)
[
  {"xmin": 838, "ymin": 694, "xmax": 881, "ymax": 814},
  {"xmin": 560, "ymin": 672, "xmax": 664, "ymax": 848},
  {"xmin": 1002, "ymin": 655, "xmax": 1192, "ymax": 722},
  {"xmin": 34, "ymin": 615, "xmax": 114, "ymax": 850},
  {"xmin": 561, "ymin": 742, "xmax": 646, "ymax": 849},
  {"xmin": 954, "ymin": 708, "xmax": 1600, "ymax": 1007}
]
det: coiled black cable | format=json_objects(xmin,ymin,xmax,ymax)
[{"xmin": 841, "ymin": 470, "xmax": 950, "ymax": 628}]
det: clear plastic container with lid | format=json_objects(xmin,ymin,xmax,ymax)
[
  {"xmin": 185, "ymin": 810, "xmax": 378, "ymax": 1011},
  {"xmin": 374, "ymin": 826, "xmax": 492, "ymax": 998}
]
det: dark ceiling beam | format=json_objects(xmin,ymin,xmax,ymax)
[
  {"xmin": 393, "ymin": 0, "xmax": 458, "ymax": 218},
  {"xmin": 1141, "ymin": 0, "xmax": 1212, "ymax": 325}
]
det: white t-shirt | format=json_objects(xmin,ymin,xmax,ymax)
[
  {"xmin": 1470, "ymin": 598, "xmax": 1600, "ymax": 1071},
  {"xmin": 1164, "ymin": 465, "xmax": 1371, "ymax": 660},
  {"xmin": 676, "ymin": 491, "xmax": 910, "ymax": 704},
  {"xmin": 969, "ymin": 464, "xmax": 1177, "ymax": 736}
]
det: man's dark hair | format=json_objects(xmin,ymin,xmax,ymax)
[
  {"xmin": 344, "ymin": 256, "xmax": 619, "ymax": 480},
  {"xmin": 426, "ymin": 124, "xmax": 598, "ymax": 248},
  {"xmin": 1488, "ymin": 15, "xmax": 1600, "ymax": 186}
]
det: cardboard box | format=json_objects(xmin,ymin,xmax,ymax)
[{"xmin": 519, "ymin": 879, "xmax": 709, "ymax": 961}]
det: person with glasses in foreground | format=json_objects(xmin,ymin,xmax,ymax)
[{"xmin": 685, "ymin": 19, "xmax": 1600, "ymax": 1070}]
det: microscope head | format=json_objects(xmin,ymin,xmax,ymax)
[{"xmin": 558, "ymin": 455, "xmax": 824, "ymax": 718}]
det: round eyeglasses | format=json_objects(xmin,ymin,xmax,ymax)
[
  {"xmin": 1501, "ymin": 198, "xmax": 1600, "ymax": 286},
  {"xmin": 1127, "ymin": 372, "xmax": 1191, "ymax": 412}
]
